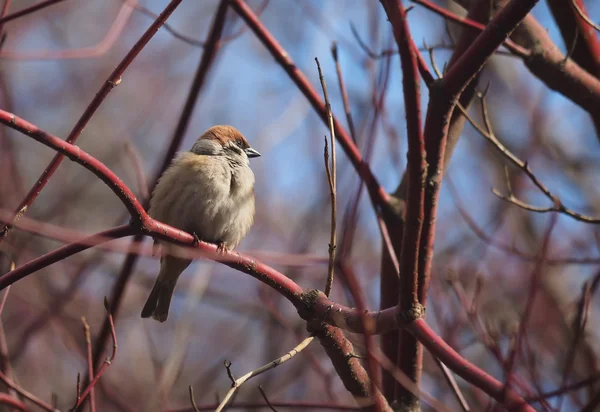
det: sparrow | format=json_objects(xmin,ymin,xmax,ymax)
[{"xmin": 142, "ymin": 125, "xmax": 260, "ymax": 322}]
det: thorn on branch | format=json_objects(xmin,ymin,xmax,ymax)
[{"xmin": 224, "ymin": 360, "xmax": 236, "ymax": 385}]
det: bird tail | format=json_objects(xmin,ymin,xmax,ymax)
[{"xmin": 141, "ymin": 255, "xmax": 191, "ymax": 322}]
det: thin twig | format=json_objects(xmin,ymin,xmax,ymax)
[
  {"xmin": 0, "ymin": 262, "xmax": 11, "ymax": 315},
  {"xmin": 502, "ymin": 213, "xmax": 557, "ymax": 399},
  {"xmin": 315, "ymin": 57, "xmax": 337, "ymax": 297},
  {"xmin": 0, "ymin": 262, "xmax": 16, "ymax": 402},
  {"xmin": 470, "ymin": 94, "xmax": 600, "ymax": 224},
  {"xmin": 434, "ymin": 357, "xmax": 470, "ymax": 411},
  {"xmin": 124, "ymin": 141, "xmax": 150, "ymax": 202},
  {"xmin": 331, "ymin": 43, "xmax": 358, "ymax": 144},
  {"xmin": 570, "ymin": 0, "xmax": 600, "ymax": 32},
  {"xmin": 81, "ymin": 317, "xmax": 96, "ymax": 412},
  {"xmin": 557, "ymin": 282, "xmax": 592, "ymax": 409},
  {"xmin": 0, "ymin": 369, "xmax": 58, "ymax": 411},
  {"xmin": 215, "ymin": 336, "xmax": 314, "ymax": 412},
  {"xmin": 70, "ymin": 300, "xmax": 117, "ymax": 412}
]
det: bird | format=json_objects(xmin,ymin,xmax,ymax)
[{"xmin": 141, "ymin": 125, "xmax": 261, "ymax": 322}]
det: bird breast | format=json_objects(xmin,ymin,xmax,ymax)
[{"xmin": 149, "ymin": 152, "xmax": 255, "ymax": 249}]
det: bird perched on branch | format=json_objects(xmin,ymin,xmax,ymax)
[{"xmin": 142, "ymin": 125, "xmax": 261, "ymax": 322}]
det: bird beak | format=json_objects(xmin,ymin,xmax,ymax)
[{"xmin": 245, "ymin": 147, "xmax": 261, "ymax": 158}]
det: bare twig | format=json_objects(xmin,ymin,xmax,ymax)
[
  {"xmin": 434, "ymin": 357, "xmax": 470, "ymax": 411},
  {"xmin": 502, "ymin": 213, "xmax": 557, "ymax": 398},
  {"xmin": 569, "ymin": 0, "xmax": 600, "ymax": 32},
  {"xmin": 124, "ymin": 141, "xmax": 150, "ymax": 202},
  {"xmin": 315, "ymin": 57, "xmax": 337, "ymax": 297},
  {"xmin": 470, "ymin": 94, "xmax": 600, "ymax": 224},
  {"xmin": 557, "ymin": 282, "xmax": 592, "ymax": 409},
  {"xmin": 215, "ymin": 337, "xmax": 314, "ymax": 412},
  {"xmin": 70, "ymin": 300, "xmax": 117, "ymax": 412},
  {"xmin": 0, "ymin": 262, "xmax": 11, "ymax": 314},
  {"xmin": 81, "ymin": 317, "xmax": 96, "ymax": 412},
  {"xmin": 371, "ymin": 349, "xmax": 451, "ymax": 411},
  {"xmin": 331, "ymin": 43, "xmax": 358, "ymax": 144}
]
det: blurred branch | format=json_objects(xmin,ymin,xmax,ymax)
[
  {"xmin": 0, "ymin": 0, "xmax": 65, "ymax": 24},
  {"xmin": 463, "ymin": 92, "xmax": 600, "ymax": 224},
  {"xmin": 502, "ymin": 213, "xmax": 557, "ymax": 398},
  {"xmin": 331, "ymin": 43, "xmax": 358, "ymax": 145},
  {"xmin": 0, "ymin": 2, "xmax": 134, "ymax": 60},
  {"xmin": 0, "ymin": 393, "xmax": 27, "ymax": 411},
  {"xmin": 447, "ymin": 176, "xmax": 600, "ymax": 265},
  {"xmin": 0, "ymin": 370, "xmax": 58, "ymax": 412},
  {"xmin": 454, "ymin": 0, "xmax": 600, "ymax": 139},
  {"xmin": 127, "ymin": 0, "xmax": 270, "ymax": 48},
  {"xmin": 557, "ymin": 282, "xmax": 592, "ymax": 409},
  {"xmin": 0, "ymin": 0, "xmax": 183, "ymax": 242},
  {"xmin": 412, "ymin": 0, "xmax": 529, "ymax": 57},
  {"xmin": 407, "ymin": 318, "xmax": 534, "ymax": 411},
  {"xmin": 126, "ymin": 0, "xmax": 205, "ymax": 48},
  {"xmin": 81, "ymin": 317, "xmax": 96, "ymax": 412},
  {"xmin": 69, "ymin": 302, "xmax": 117, "ymax": 412},
  {"xmin": 124, "ymin": 141, "xmax": 150, "ymax": 202},
  {"xmin": 371, "ymin": 348, "xmax": 452, "ymax": 411}
]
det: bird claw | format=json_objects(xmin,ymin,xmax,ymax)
[
  {"xmin": 192, "ymin": 232, "xmax": 201, "ymax": 247},
  {"xmin": 216, "ymin": 241, "xmax": 229, "ymax": 254}
]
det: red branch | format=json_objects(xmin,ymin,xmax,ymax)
[
  {"xmin": 413, "ymin": 0, "xmax": 529, "ymax": 57},
  {"xmin": 407, "ymin": 319, "xmax": 534, "ymax": 412},
  {"xmin": 71, "ymin": 309, "xmax": 117, "ymax": 411},
  {"xmin": 379, "ymin": 1, "xmax": 428, "ymax": 404},
  {"xmin": 0, "ymin": 393, "xmax": 26, "ymax": 411}
]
